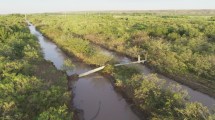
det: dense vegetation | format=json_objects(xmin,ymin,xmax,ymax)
[
  {"xmin": 103, "ymin": 65, "xmax": 215, "ymax": 119},
  {"xmin": 29, "ymin": 13, "xmax": 215, "ymax": 119},
  {"xmin": 0, "ymin": 15, "xmax": 73, "ymax": 120},
  {"xmin": 30, "ymin": 13, "xmax": 215, "ymax": 97},
  {"xmin": 30, "ymin": 17, "xmax": 111, "ymax": 66}
]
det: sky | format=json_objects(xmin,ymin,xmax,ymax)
[{"xmin": 0, "ymin": 0, "xmax": 214, "ymax": 14}]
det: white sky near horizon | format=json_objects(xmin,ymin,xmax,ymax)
[{"xmin": 0, "ymin": 0, "xmax": 214, "ymax": 14}]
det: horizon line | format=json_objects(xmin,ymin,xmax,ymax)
[{"xmin": 1, "ymin": 9, "xmax": 215, "ymax": 15}]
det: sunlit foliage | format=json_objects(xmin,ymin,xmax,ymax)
[
  {"xmin": 0, "ymin": 15, "xmax": 73, "ymax": 120},
  {"xmin": 29, "ymin": 13, "xmax": 215, "ymax": 119},
  {"xmin": 29, "ymin": 13, "xmax": 215, "ymax": 95}
]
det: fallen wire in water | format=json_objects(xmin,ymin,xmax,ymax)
[{"xmin": 90, "ymin": 101, "xmax": 101, "ymax": 120}]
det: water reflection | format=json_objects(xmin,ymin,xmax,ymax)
[{"xmin": 28, "ymin": 23, "xmax": 140, "ymax": 120}]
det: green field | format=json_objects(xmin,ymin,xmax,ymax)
[
  {"xmin": 30, "ymin": 13, "xmax": 215, "ymax": 97},
  {"xmin": 0, "ymin": 11, "xmax": 215, "ymax": 120},
  {"xmin": 27, "ymin": 12, "xmax": 215, "ymax": 119}
]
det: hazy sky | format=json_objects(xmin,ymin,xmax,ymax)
[{"xmin": 0, "ymin": 0, "xmax": 214, "ymax": 14}]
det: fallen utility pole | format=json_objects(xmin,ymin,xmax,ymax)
[
  {"xmin": 78, "ymin": 55, "xmax": 146, "ymax": 78},
  {"xmin": 78, "ymin": 66, "xmax": 105, "ymax": 77}
]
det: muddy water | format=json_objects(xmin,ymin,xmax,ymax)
[
  {"xmin": 98, "ymin": 45, "xmax": 215, "ymax": 109},
  {"xmin": 28, "ymin": 23, "xmax": 140, "ymax": 120}
]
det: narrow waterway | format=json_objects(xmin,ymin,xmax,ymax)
[
  {"xmin": 28, "ymin": 23, "xmax": 140, "ymax": 120},
  {"xmin": 97, "ymin": 45, "xmax": 215, "ymax": 109}
]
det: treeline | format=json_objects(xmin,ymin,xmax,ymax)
[
  {"xmin": 0, "ymin": 15, "xmax": 73, "ymax": 119},
  {"xmin": 29, "ymin": 14, "xmax": 215, "ymax": 97},
  {"xmin": 29, "ymin": 14, "xmax": 215, "ymax": 119}
]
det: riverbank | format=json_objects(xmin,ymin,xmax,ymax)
[
  {"xmin": 37, "ymin": 22, "xmax": 215, "ymax": 99},
  {"xmin": 101, "ymin": 73, "xmax": 147, "ymax": 119},
  {"xmin": 0, "ymin": 15, "xmax": 74, "ymax": 120},
  {"xmin": 30, "ymin": 19, "xmax": 215, "ymax": 117},
  {"xmin": 33, "ymin": 59, "xmax": 76, "ymax": 119},
  {"xmin": 30, "ymin": 23, "xmax": 141, "ymax": 120},
  {"xmin": 39, "ymin": 30, "xmax": 145, "ymax": 120},
  {"xmin": 84, "ymin": 39, "xmax": 215, "ymax": 99},
  {"xmin": 45, "ymin": 26, "xmax": 215, "ymax": 99}
]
